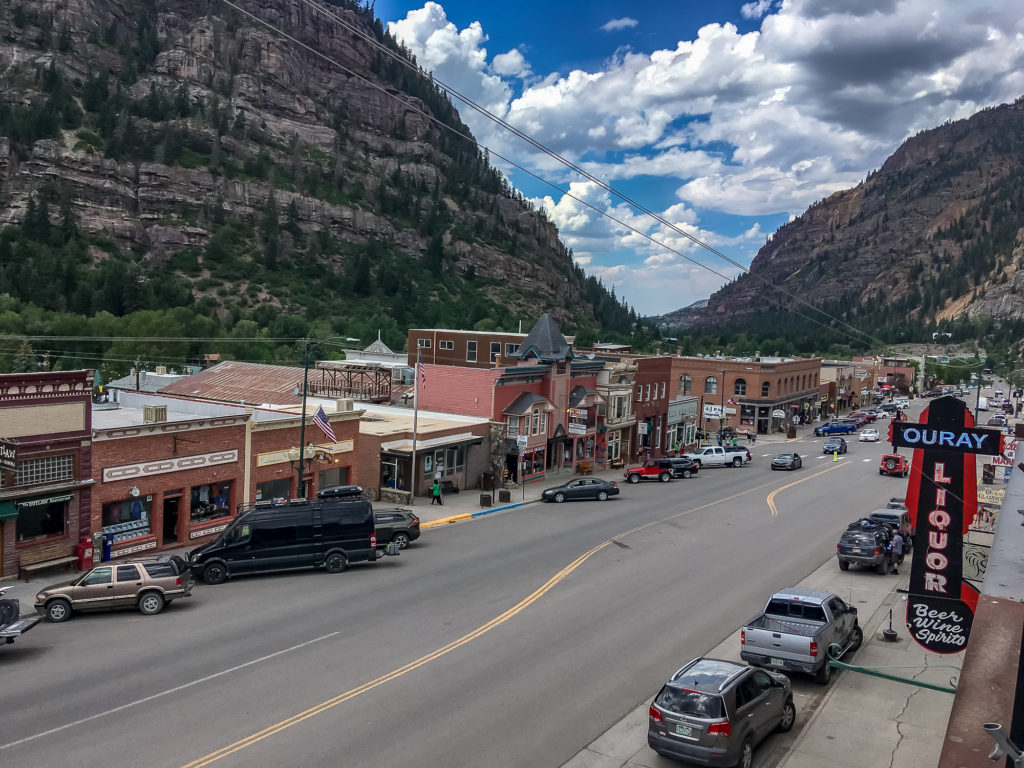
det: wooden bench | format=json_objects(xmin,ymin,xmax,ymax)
[
  {"xmin": 19, "ymin": 555, "xmax": 78, "ymax": 582},
  {"xmin": 439, "ymin": 480, "xmax": 459, "ymax": 495}
]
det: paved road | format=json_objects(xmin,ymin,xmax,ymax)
[{"xmin": 0, "ymin": 425, "xmax": 910, "ymax": 768}]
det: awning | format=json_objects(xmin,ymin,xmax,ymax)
[
  {"xmin": 0, "ymin": 501, "xmax": 17, "ymax": 521},
  {"xmin": 381, "ymin": 432, "xmax": 483, "ymax": 455}
]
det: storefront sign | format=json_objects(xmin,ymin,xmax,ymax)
[
  {"xmin": 637, "ymin": 422, "xmax": 649, "ymax": 435},
  {"xmin": 516, "ymin": 435, "xmax": 529, "ymax": 451},
  {"xmin": 17, "ymin": 493, "xmax": 73, "ymax": 508},
  {"xmin": 566, "ymin": 407, "xmax": 587, "ymax": 420},
  {"xmin": 991, "ymin": 436, "xmax": 1016, "ymax": 467},
  {"xmin": 0, "ymin": 438, "xmax": 17, "ymax": 472},
  {"xmin": 105, "ymin": 449, "xmax": 239, "ymax": 480},
  {"xmin": 567, "ymin": 421, "xmax": 587, "ymax": 436},
  {"xmin": 771, "ymin": 410, "xmax": 786, "ymax": 418},
  {"xmin": 904, "ymin": 396, "xmax": 989, "ymax": 654},
  {"xmin": 112, "ymin": 539, "xmax": 157, "ymax": 556},
  {"xmin": 190, "ymin": 523, "xmax": 230, "ymax": 539},
  {"xmin": 703, "ymin": 404, "xmax": 722, "ymax": 418}
]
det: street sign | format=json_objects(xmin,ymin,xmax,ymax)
[
  {"xmin": 637, "ymin": 422, "xmax": 649, "ymax": 435},
  {"xmin": 0, "ymin": 438, "xmax": 16, "ymax": 473},
  {"xmin": 516, "ymin": 435, "xmax": 528, "ymax": 451},
  {"xmin": 567, "ymin": 421, "xmax": 586, "ymax": 436},
  {"xmin": 703, "ymin": 404, "xmax": 722, "ymax": 418},
  {"xmin": 771, "ymin": 410, "xmax": 786, "ymax": 418}
]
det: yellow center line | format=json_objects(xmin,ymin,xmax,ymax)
[
  {"xmin": 181, "ymin": 474, "xmax": 820, "ymax": 767},
  {"xmin": 766, "ymin": 462, "xmax": 846, "ymax": 517}
]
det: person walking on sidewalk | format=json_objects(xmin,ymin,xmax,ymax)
[
  {"xmin": 889, "ymin": 530, "xmax": 905, "ymax": 574},
  {"xmin": 431, "ymin": 480, "xmax": 443, "ymax": 506}
]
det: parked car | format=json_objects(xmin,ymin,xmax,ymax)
[
  {"xmin": 771, "ymin": 453, "xmax": 803, "ymax": 470},
  {"xmin": 35, "ymin": 556, "xmax": 193, "ymax": 622},
  {"xmin": 885, "ymin": 497, "xmax": 907, "ymax": 510},
  {"xmin": 664, "ymin": 457, "xmax": 700, "ymax": 479},
  {"xmin": 867, "ymin": 509, "xmax": 914, "ymax": 553},
  {"xmin": 682, "ymin": 445, "xmax": 750, "ymax": 468},
  {"xmin": 823, "ymin": 437, "xmax": 848, "ymax": 454},
  {"xmin": 648, "ymin": 657, "xmax": 795, "ymax": 766},
  {"xmin": 740, "ymin": 588, "xmax": 862, "ymax": 685},
  {"xmin": 879, "ymin": 453, "xmax": 910, "ymax": 477},
  {"xmin": 813, "ymin": 420, "xmax": 857, "ymax": 436},
  {"xmin": 859, "ymin": 428, "xmax": 880, "ymax": 442},
  {"xmin": 1, "ymin": 585, "xmax": 41, "ymax": 645},
  {"xmin": 373, "ymin": 508, "xmax": 420, "ymax": 548},
  {"xmin": 836, "ymin": 519, "xmax": 892, "ymax": 574},
  {"xmin": 190, "ymin": 485, "xmax": 380, "ymax": 584},
  {"xmin": 542, "ymin": 477, "xmax": 620, "ymax": 502}
]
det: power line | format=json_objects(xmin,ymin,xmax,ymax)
[{"xmin": 217, "ymin": 0, "xmax": 891, "ymax": 351}]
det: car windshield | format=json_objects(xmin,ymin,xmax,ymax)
[
  {"xmin": 776, "ymin": 454, "xmax": 794, "ymax": 460},
  {"xmin": 654, "ymin": 686, "xmax": 725, "ymax": 719}
]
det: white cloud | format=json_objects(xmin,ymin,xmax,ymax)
[
  {"xmin": 741, "ymin": 0, "xmax": 774, "ymax": 20},
  {"xmin": 601, "ymin": 17, "xmax": 639, "ymax": 32},
  {"xmin": 387, "ymin": 1, "xmax": 1024, "ymax": 311}
]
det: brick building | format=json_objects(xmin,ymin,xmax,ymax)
[
  {"xmin": 407, "ymin": 329, "xmax": 527, "ymax": 369},
  {"xmin": 671, "ymin": 356, "xmax": 823, "ymax": 436},
  {"xmin": 0, "ymin": 371, "xmax": 94, "ymax": 579}
]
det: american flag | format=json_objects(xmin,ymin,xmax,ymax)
[
  {"xmin": 417, "ymin": 349, "xmax": 427, "ymax": 390},
  {"xmin": 312, "ymin": 406, "xmax": 337, "ymax": 443}
]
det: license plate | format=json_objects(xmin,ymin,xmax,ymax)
[
  {"xmin": 769, "ymin": 657, "xmax": 785, "ymax": 667},
  {"xmin": 851, "ymin": 547, "xmax": 862, "ymax": 553},
  {"xmin": 674, "ymin": 723, "xmax": 693, "ymax": 737}
]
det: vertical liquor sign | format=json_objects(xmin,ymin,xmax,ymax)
[{"xmin": 891, "ymin": 396, "xmax": 1001, "ymax": 653}]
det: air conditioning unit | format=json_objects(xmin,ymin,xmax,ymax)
[
  {"xmin": 143, "ymin": 405, "xmax": 167, "ymax": 423},
  {"xmin": 335, "ymin": 399, "xmax": 355, "ymax": 412},
  {"xmin": 155, "ymin": 365, "xmax": 167, "ymax": 375}
]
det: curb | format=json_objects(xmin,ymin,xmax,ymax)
[{"xmin": 420, "ymin": 499, "xmax": 540, "ymax": 528}]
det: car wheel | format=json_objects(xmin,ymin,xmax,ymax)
[
  {"xmin": 738, "ymin": 737, "xmax": 754, "ymax": 768},
  {"xmin": 692, "ymin": 460, "xmax": 701, "ymax": 469},
  {"xmin": 203, "ymin": 562, "xmax": 228, "ymax": 585},
  {"xmin": 628, "ymin": 474, "xmax": 640, "ymax": 484},
  {"xmin": 393, "ymin": 532, "xmax": 411, "ymax": 549},
  {"xmin": 848, "ymin": 623, "xmax": 863, "ymax": 653},
  {"xmin": 771, "ymin": 465, "xmax": 776, "ymax": 471},
  {"xmin": 682, "ymin": 469, "xmax": 692, "ymax": 479},
  {"xmin": 324, "ymin": 552, "xmax": 348, "ymax": 573},
  {"xmin": 138, "ymin": 591, "xmax": 165, "ymax": 616},
  {"xmin": 838, "ymin": 559, "xmax": 849, "ymax": 571},
  {"xmin": 658, "ymin": 472, "xmax": 670, "ymax": 482},
  {"xmin": 777, "ymin": 699, "xmax": 796, "ymax": 733},
  {"xmin": 597, "ymin": 490, "xmax": 609, "ymax": 501},
  {"xmin": 876, "ymin": 559, "xmax": 888, "ymax": 575},
  {"xmin": 732, "ymin": 457, "xmax": 742, "ymax": 467},
  {"xmin": 814, "ymin": 659, "xmax": 832, "ymax": 685},
  {"xmin": 46, "ymin": 598, "xmax": 72, "ymax": 623},
  {"xmin": 554, "ymin": 492, "xmax": 566, "ymax": 502},
  {"xmin": 885, "ymin": 459, "xmax": 898, "ymax": 471}
]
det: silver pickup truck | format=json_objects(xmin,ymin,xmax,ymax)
[{"xmin": 740, "ymin": 588, "xmax": 862, "ymax": 684}]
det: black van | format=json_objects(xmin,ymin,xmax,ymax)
[{"xmin": 189, "ymin": 486, "xmax": 378, "ymax": 584}]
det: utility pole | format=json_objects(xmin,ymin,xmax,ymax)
[{"xmin": 719, "ymin": 367, "xmax": 726, "ymax": 444}]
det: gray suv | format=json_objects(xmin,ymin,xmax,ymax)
[{"xmin": 648, "ymin": 657, "xmax": 794, "ymax": 768}]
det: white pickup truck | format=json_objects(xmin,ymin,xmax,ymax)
[{"xmin": 681, "ymin": 445, "xmax": 750, "ymax": 468}]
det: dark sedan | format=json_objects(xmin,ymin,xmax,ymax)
[
  {"xmin": 542, "ymin": 478, "xmax": 620, "ymax": 503},
  {"xmin": 374, "ymin": 508, "xmax": 421, "ymax": 549},
  {"xmin": 770, "ymin": 453, "xmax": 803, "ymax": 470},
  {"xmin": 823, "ymin": 437, "xmax": 848, "ymax": 454}
]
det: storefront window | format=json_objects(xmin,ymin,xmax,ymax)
[
  {"xmin": 102, "ymin": 496, "xmax": 153, "ymax": 542},
  {"xmin": 256, "ymin": 478, "xmax": 291, "ymax": 502},
  {"xmin": 608, "ymin": 430, "xmax": 621, "ymax": 461},
  {"xmin": 191, "ymin": 481, "xmax": 232, "ymax": 523},
  {"xmin": 15, "ymin": 495, "xmax": 70, "ymax": 542}
]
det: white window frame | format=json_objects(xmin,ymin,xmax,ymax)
[
  {"xmin": 439, "ymin": 340, "xmax": 454, "ymax": 351},
  {"xmin": 532, "ymin": 408, "xmax": 540, "ymax": 435},
  {"xmin": 466, "ymin": 340, "xmax": 477, "ymax": 362},
  {"xmin": 505, "ymin": 343, "xmax": 517, "ymax": 356},
  {"xmin": 645, "ymin": 384, "xmax": 651, "ymax": 401},
  {"xmin": 506, "ymin": 416, "xmax": 519, "ymax": 438},
  {"xmin": 490, "ymin": 341, "xmax": 501, "ymax": 363},
  {"xmin": 417, "ymin": 338, "xmax": 431, "ymax": 348}
]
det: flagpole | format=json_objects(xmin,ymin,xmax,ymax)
[{"xmin": 410, "ymin": 349, "xmax": 420, "ymax": 505}]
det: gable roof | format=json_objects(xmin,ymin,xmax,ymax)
[
  {"xmin": 158, "ymin": 361, "xmax": 304, "ymax": 405},
  {"xmin": 509, "ymin": 313, "xmax": 573, "ymax": 363},
  {"xmin": 503, "ymin": 392, "xmax": 554, "ymax": 415}
]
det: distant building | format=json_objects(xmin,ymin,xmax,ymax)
[{"xmin": 406, "ymin": 328, "xmax": 527, "ymax": 369}]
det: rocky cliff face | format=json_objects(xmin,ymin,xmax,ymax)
[
  {"xmin": 0, "ymin": 0, "xmax": 598, "ymax": 329},
  {"xmin": 700, "ymin": 99, "xmax": 1024, "ymax": 330}
]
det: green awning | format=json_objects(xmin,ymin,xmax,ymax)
[{"xmin": 0, "ymin": 501, "xmax": 17, "ymax": 521}]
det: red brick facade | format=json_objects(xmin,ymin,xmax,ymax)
[
  {"xmin": 0, "ymin": 371, "xmax": 94, "ymax": 578},
  {"xmin": 407, "ymin": 329, "xmax": 526, "ymax": 369}
]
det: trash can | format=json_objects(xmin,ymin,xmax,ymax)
[
  {"xmin": 101, "ymin": 532, "xmax": 113, "ymax": 562},
  {"xmin": 479, "ymin": 493, "xmax": 492, "ymax": 506},
  {"xmin": 482, "ymin": 472, "xmax": 495, "ymax": 492},
  {"xmin": 786, "ymin": 425, "xmax": 797, "ymax": 439}
]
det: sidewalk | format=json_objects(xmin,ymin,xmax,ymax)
[{"xmin": 562, "ymin": 554, "xmax": 959, "ymax": 768}]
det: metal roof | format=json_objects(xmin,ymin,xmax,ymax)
[{"xmin": 158, "ymin": 361, "xmax": 304, "ymax": 405}]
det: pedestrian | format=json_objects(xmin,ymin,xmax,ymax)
[
  {"xmin": 750, "ymin": 432, "xmax": 757, "ymax": 444},
  {"xmin": 431, "ymin": 479, "xmax": 443, "ymax": 506},
  {"xmin": 731, "ymin": 436, "xmax": 738, "ymax": 447},
  {"xmin": 889, "ymin": 530, "xmax": 905, "ymax": 574},
  {"xmin": 716, "ymin": 433, "xmax": 722, "ymax": 446}
]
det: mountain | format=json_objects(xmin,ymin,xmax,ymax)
[
  {"xmin": 698, "ymin": 98, "xmax": 1024, "ymax": 345},
  {"xmin": 648, "ymin": 299, "xmax": 707, "ymax": 328},
  {"xmin": 0, "ymin": 0, "xmax": 643, "ymax": 374}
]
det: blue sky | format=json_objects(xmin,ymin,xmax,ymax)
[{"xmin": 372, "ymin": 1, "xmax": 1024, "ymax": 315}]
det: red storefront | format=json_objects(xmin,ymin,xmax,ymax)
[{"xmin": 0, "ymin": 371, "xmax": 94, "ymax": 579}]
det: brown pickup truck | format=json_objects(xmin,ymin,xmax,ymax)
[{"xmin": 35, "ymin": 556, "xmax": 193, "ymax": 622}]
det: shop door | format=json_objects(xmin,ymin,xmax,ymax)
[{"xmin": 163, "ymin": 498, "xmax": 180, "ymax": 544}]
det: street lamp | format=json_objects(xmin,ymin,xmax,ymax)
[{"xmin": 719, "ymin": 368, "xmax": 726, "ymax": 444}]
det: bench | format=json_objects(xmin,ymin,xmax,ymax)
[
  {"xmin": 439, "ymin": 480, "xmax": 459, "ymax": 495},
  {"xmin": 19, "ymin": 555, "xmax": 78, "ymax": 582}
]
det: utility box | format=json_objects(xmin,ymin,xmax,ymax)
[
  {"xmin": 479, "ymin": 493, "xmax": 492, "ymax": 506},
  {"xmin": 498, "ymin": 489, "xmax": 511, "ymax": 503}
]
